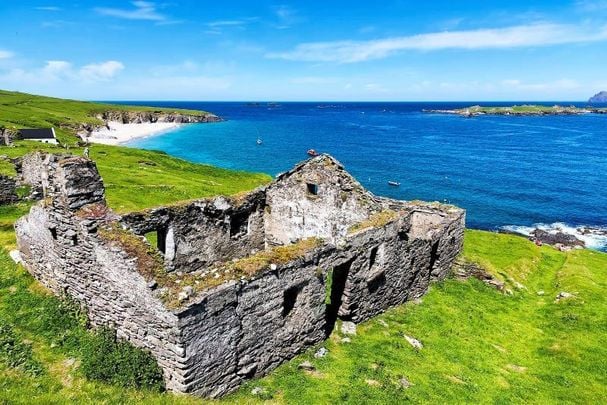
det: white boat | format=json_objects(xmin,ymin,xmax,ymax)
[{"xmin": 388, "ymin": 181, "xmax": 401, "ymax": 186}]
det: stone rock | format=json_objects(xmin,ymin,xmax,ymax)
[
  {"xmin": 398, "ymin": 377, "xmax": 412, "ymax": 388},
  {"xmin": 537, "ymin": 290, "xmax": 545, "ymax": 296},
  {"xmin": 555, "ymin": 291, "xmax": 574, "ymax": 302},
  {"xmin": 452, "ymin": 258, "xmax": 504, "ymax": 291},
  {"xmin": 365, "ymin": 379, "xmax": 381, "ymax": 387},
  {"xmin": 147, "ymin": 280, "xmax": 158, "ymax": 290},
  {"xmin": 531, "ymin": 229, "xmax": 584, "ymax": 248},
  {"xmin": 314, "ymin": 347, "xmax": 328, "ymax": 358},
  {"xmin": 178, "ymin": 286, "xmax": 194, "ymax": 302},
  {"xmin": 8, "ymin": 250, "xmax": 22, "ymax": 264},
  {"xmin": 251, "ymin": 386, "xmax": 265, "ymax": 396},
  {"xmin": 404, "ymin": 334, "xmax": 423, "ymax": 350},
  {"xmin": 64, "ymin": 358, "xmax": 77, "ymax": 367},
  {"xmin": 378, "ymin": 319, "xmax": 389, "ymax": 328},
  {"xmin": 341, "ymin": 321, "xmax": 357, "ymax": 336},
  {"xmin": 505, "ymin": 364, "xmax": 527, "ymax": 373},
  {"xmin": 298, "ymin": 361, "xmax": 315, "ymax": 371},
  {"xmin": 340, "ymin": 337, "xmax": 351, "ymax": 344}
]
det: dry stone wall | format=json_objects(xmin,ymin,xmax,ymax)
[{"xmin": 16, "ymin": 152, "xmax": 465, "ymax": 398}]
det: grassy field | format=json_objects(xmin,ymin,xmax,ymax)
[{"xmin": 0, "ymin": 230, "xmax": 605, "ymax": 403}]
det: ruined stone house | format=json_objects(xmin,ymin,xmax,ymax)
[{"xmin": 15, "ymin": 152, "xmax": 465, "ymax": 397}]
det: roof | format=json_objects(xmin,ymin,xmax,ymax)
[{"xmin": 19, "ymin": 128, "xmax": 55, "ymax": 140}]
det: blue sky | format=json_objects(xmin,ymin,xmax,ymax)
[{"xmin": 1, "ymin": 1, "xmax": 607, "ymax": 100}]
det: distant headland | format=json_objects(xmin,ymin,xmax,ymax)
[
  {"xmin": 589, "ymin": 91, "xmax": 607, "ymax": 103},
  {"xmin": 424, "ymin": 104, "xmax": 607, "ymax": 117}
]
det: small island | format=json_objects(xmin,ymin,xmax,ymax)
[
  {"xmin": 589, "ymin": 91, "xmax": 607, "ymax": 103},
  {"xmin": 424, "ymin": 104, "xmax": 607, "ymax": 117}
]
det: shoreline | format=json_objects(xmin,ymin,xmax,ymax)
[{"xmin": 84, "ymin": 121, "xmax": 186, "ymax": 145}]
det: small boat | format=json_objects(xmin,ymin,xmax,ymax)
[
  {"xmin": 307, "ymin": 149, "xmax": 319, "ymax": 157},
  {"xmin": 388, "ymin": 181, "xmax": 401, "ymax": 187},
  {"xmin": 256, "ymin": 138, "xmax": 263, "ymax": 145}
]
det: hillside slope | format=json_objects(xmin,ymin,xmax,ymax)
[{"xmin": 0, "ymin": 90, "xmax": 211, "ymax": 143}]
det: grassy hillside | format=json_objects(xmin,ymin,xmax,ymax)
[
  {"xmin": 0, "ymin": 90, "xmax": 206, "ymax": 144},
  {"xmin": 0, "ymin": 230, "xmax": 605, "ymax": 403}
]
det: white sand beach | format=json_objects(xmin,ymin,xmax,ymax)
[{"xmin": 84, "ymin": 121, "xmax": 182, "ymax": 145}]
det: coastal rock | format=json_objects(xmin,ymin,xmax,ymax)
[
  {"xmin": 531, "ymin": 229, "xmax": 585, "ymax": 248},
  {"xmin": 588, "ymin": 91, "xmax": 607, "ymax": 103}
]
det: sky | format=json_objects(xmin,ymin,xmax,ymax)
[{"xmin": 1, "ymin": 1, "xmax": 607, "ymax": 101}]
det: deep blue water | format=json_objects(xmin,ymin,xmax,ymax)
[{"xmin": 117, "ymin": 101, "xmax": 607, "ymax": 249}]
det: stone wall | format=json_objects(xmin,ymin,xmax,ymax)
[
  {"xmin": 0, "ymin": 175, "xmax": 18, "ymax": 204},
  {"xmin": 264, "ymin": 157, "xmax": 377, "ymax": 246},
  {"xmin": 14, "ymin": 156, "xmax": 188, "ymax": 390},
  {"xmin": 16, "ymin": 153, "xmax": 465, "ymax": 398},
  {"xmin": 121, "ymin": 190, "xmax": 267, "ymax": 273}
]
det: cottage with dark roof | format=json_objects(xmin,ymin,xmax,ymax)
[{"xmin": 19, "ymin": 128, "xmax": 58, "ymax": 144}]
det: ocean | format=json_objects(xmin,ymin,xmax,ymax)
[{"xmin": 117, "ymin": 101, "xmax": 607, "ymax": 251}]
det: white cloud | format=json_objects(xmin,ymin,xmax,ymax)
[
  {"xmin": 35, "ymin": 6, "xmax": 61, "ymax": 11},
  {"xmin": 207, "ymin": 19, "xmax": 251, "ymax": 28},
  {"xmin": 0, "ymin": 50, "xmax": 13, "ymax": 59},
  {"xmin": 268, "ymin": 22, "xmax": 607, "ymax": 63},
  {"xmin": 80, "ymin": 61, "xmax": 125, "ymax": 81},
  {"xmin": 43, "ymin": 60, "xmax": 72, "ymax": 77},
  {"xmin": 0, "ymin": 60, "xmax": 124, "ymax": 85},
  {"xmin": 289, "ymin": 76, "xmax": 337, "ymax": 85},
  {"xmin": 272, "ymin": 5, "xmax": 299, "ymax": 29},
  {"xmin": 500, "ymin": 78, "xmax": 580, "ymax": 91},
  {"xmin": 95, "ymin": 1, "xmax": 165, "ymax": 21}
]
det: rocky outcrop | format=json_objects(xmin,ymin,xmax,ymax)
[
  {"xmin": 589, "ymin": 91, "xmax": 607, "ymax": 103},
  {"xmin": 16, "ymin": 153, "xmax": 465, "ymax": 398},
  {"xmin": 73, "ymin": 110, "xmax": 221, "ymax": 139},
  {"xmin": 531, "ymin": 228, "xmax": 585, "ymax": 248},
  {"xmin": 94, "ymin": 110, "xmax": 221, "ymax": 125}
]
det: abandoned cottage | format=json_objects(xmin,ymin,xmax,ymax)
[{"xmin": 15, "ymin": 152, "xmax": 465, "ymax": 397}]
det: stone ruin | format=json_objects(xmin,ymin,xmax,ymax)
[{"xmin": 15, "ymin": 152, "xmax": 465, "ymax": 397}]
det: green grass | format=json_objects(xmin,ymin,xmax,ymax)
[
  {"xmin": 0, "ymin": 230, "xmax": 604, "ymax": 403},
  {"xmin": 0, "ymin": 90, "xmax": 207, "ymax": 144}
]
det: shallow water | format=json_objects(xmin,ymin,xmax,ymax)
[{"xmin": 120, "ymin": 101, "xmax": 607, "ymax": 251}]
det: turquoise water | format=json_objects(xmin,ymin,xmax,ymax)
[{"xmin": 121, "ymin": 102, "xmax": 607, "ymax": 250}]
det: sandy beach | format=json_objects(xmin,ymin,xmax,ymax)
[{"xmin": 84, "ymin": 121, "xmax": 182, "ymax": 145}]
